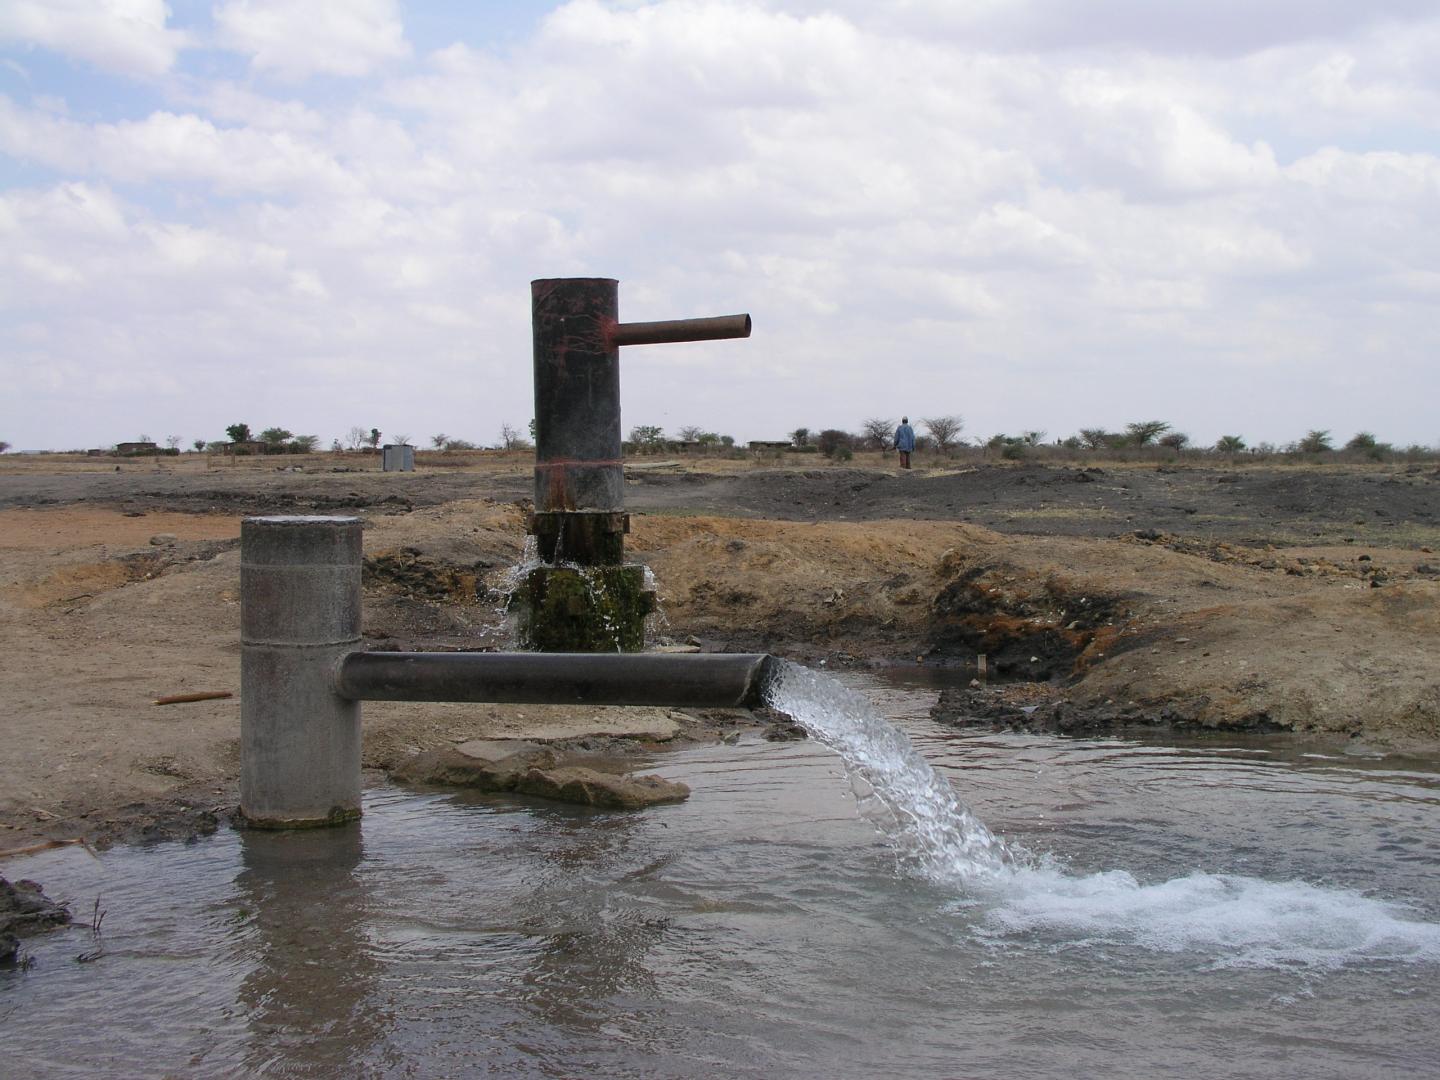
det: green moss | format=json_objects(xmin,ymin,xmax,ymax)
[{"xmin": 516, "ymin": 564, "xmax": 656, "ymax": 652}]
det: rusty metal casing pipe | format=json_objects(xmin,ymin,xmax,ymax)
[
  {"xmin": 609, "ymin": 314, "xmax": 752, "ymax": 347},
  {"xmin": 335, "ymin": 651, "xmax": 780, "ymax": 710}
]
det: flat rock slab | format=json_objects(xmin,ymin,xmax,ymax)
[
  {"xmin": 514, "ymin": 766, "xmax": 689, "ymax": 810},
  {"xmin": 395, "ymin": 739, "xmax": 690, "ymax": 809}
]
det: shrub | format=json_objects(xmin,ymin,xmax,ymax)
[{"xmin": 817, "ymin": 429, "xmax": 854, "ymax": 458}]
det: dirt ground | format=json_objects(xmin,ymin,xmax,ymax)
[{"xmin": 1, "ymin": 450, "xmax": 1438, "ymax": 850}]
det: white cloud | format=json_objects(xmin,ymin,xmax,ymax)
[
  {"xmin": 0, "ymin": 0, "xmax": 188, "ymax": 76},
  {"xmin": 214, "ymin": 0, "xmax": 410, "ymax": 80},
  {"xmin": 2, "ymin": 1, "xmax": 1439, "ymax": 451},
  {"xmin": 0, "ymin": 96, "xmax": 359, "ymax": 196}
]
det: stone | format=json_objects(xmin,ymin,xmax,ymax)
[
  {"xmin": 149, "ymin": 534, "xmax": 178, "ymax": 545},
  {"xmin": 393, "ymin": 740, "xmax": 555, "ymax": 789},
  {"xmin": 1, "ymin": 876, "xmax": 71, "ymax": 962},
  {"xmin": 394, "ymin": 742, "xmax": 689, "ymax": 809},
  {"xmin": 514, "ymin": 767, "xmax": 690, "ymax": 809}
]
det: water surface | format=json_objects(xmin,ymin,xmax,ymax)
[{"xmin": 5, "ymin": 672, "xmax": 1439, "ymax": 1078}]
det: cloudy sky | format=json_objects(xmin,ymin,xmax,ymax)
[{"xmin": 2, "ymin": 0, "xmax": 1438, "ymax": 453}]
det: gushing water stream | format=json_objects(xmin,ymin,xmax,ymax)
[
  {"xmin": 766, "ymin": 661, "xmax": 1015, "ymax": 882},
  {"xmin": 768, "ymin": 660, "xmax": 1440, "ymax": 970}
]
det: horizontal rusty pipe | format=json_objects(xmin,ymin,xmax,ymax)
[
  {"xmin": 609, "ymin": 314, "xmax": 751, "ymax": 348},
  {"xmin": 336, "ymin": 651, "xmax": 779, "ymax": 710}
]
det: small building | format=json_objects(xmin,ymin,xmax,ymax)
[
  {"xmin": 115, "ymin": 441, "xmax": 158, "ymax": 456},
  {"xmin": 382, "ymin": 444, "xmax": 415, "ymax": 472},
  {"xmin": 218, "ymin": 441, "xmax": 268, "ymax": 455}
]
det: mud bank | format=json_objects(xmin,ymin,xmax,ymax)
[{"xmin": 2, "ymin": 457, "xmax": 1438, "ymax": 848}]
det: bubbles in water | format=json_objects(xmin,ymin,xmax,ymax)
[
  {"xmin": 768, "ymin": 660, "xmax": 1440, "ymax": 969},
  {"xmin": 973, "ymin": 868, "xmax": 1440, "ymax": 970}
]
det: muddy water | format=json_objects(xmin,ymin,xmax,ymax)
[{"xmin": 6, "ymin": 674, "xmax": 1440, "ymax": 1078}]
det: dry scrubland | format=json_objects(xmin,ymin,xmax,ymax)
[{"xmin": 1, "ymin": 449, "xmax": 1438, "ymax": 849}]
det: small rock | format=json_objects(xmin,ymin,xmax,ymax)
[
  {"xmin": 149, "ymin": 534, "xmax": 178, "ymax": 546},
  {"xmin": 1, "ymin": 876, "xmax": 72, "ymax": 962},
  {"xmin": 762, "ymin": 721, "xmax": 808, "ymax": 741},
  {"xmin": 1174, "ymin": 637, "xmax": 1190, "ymax": 644}
]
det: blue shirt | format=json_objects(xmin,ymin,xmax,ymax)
[{"xmin": 894, "ymin": 423, "xmax": 916, "ymax": 452}]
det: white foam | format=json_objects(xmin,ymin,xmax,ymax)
[{"xmin": 973, "ymin": 868, "xmax": 1440, "ymax": 969}]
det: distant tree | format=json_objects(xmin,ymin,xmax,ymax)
[
  {"xmin": 676, "ymin": 425, "xmax": 706, "ymax": 442},
  {"xmin": 346, "ymin": 426, "xmax": 368, "ymax": 450},
  {"xmin": 1298, "ymin": 430, "xmax": 1333, "ymax": 453},
  {"xmin": 862, "ymin": 418, "xmax": 895, "ymax": 450},
  {"xmin": 393, "ymin": 433, "xmax": 411, "ymax": 447},
  {"xmin": 720, "ymin": 434, "xmax": 734, "ymax": 447},
  {"xmin": 1125, "ymin": 420, "xmax": 1170, "ymax": 447},
  {"xmin": 430, "ymin": 433, "xmax": 448, "ymax": 449},
  {"xmin": 1214, "ymin": 435, "xmax": 1247, "ymax": 453},
  {"xmin": 987, "ymin": 433, "xmax": 1029, "ymax": 460},
  {"xmin": 629, "ymin": 425, "xmax": 664, "ymax": 451},
  {"xmin": 1077, "ymin": 428, "xmax": 1111, "ymax": 450},
  {"xmin": 443, "ymin": 437, "xmax": 478, "ymax": 451},
  {"xmin": 499, "ymin": 423, "xmax": 532, "ymax": 451},
  {"xmin": 165, "ymin": 435, "xmax": 182, "ymax": 451},
  {"xmin": 1158, "ymin": 432, "xmax": 1190, "ymax": 451},
  {"xmin": 1021, "ymin": 430, "xmax": 1046, "ymax": 446},
  {"xmin": 192, "ymin": 438, "xmax": 207, "ymax": 452},
  {"xmin": 1344, "ymin": 431, "xmax": 1390, "ymax": 460},
  {"xmin": 330, "ymin": 438, "xmax": 344, "ymax": 452},
  {"xmin": 291, "ymin": 435, "xmax": 319, "ymax": 453},
  {"xmin": 138, "ymin": 433, "xmax": 153, "ymax": 444},
  {"xmin": 790, "ymin": 427, "xmax": 810, "ymax": 449},
  {"xmin": 817, "ymin": 429, "xmax": 854, "ymax": 458},
  {"xmin": 259, "ymin": 427, "xmax": 292, "ymax": 447},
  {"xmin": 226, "ymin": 423, "xmax": 251, "ymax": 443},
  {"xmin": 366, "ymin": 428, "xmax": 382, "ymax": 449},
  {"xmin": 0, "ymin": 441, "xmax": 10, "ymax": 453},
  {"xmin": 922, "ymin": 415, "xmax": 963, "ymax": 452}
]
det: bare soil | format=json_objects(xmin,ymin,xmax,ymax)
[{"xmin": 2, "ymin": 451, "xmax": 1438, "ymax": 850}]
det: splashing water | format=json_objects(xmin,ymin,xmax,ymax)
[
  {"xmin": 765, "ymin": 660, "xmax": 1016, "ymax": 883},
  {"xmin": 766, "ymin": 660, "xmax": 1440, "ymax": 968}
]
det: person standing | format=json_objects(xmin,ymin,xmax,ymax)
[{"xmin": 894, "ymin": 417, "xmax": 916, "ymax": 469}]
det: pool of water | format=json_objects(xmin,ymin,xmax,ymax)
[{"xmin": 5, "ymin": 672, "xmax": 1440, "ymax": 1078}]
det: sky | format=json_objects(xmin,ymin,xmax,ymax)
[{"xmin": 2, "ymin": 0, "xmax": 1438, "ymax": 453}]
